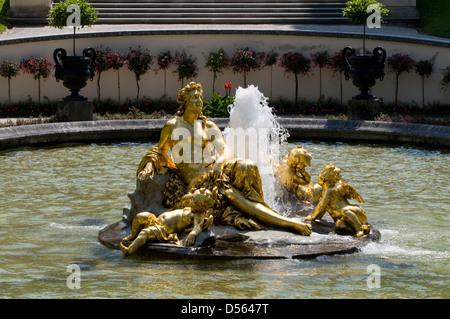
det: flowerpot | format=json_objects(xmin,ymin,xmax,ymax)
[
  {"xmin": 53, "ymin": 47, "xmax": 96, "ymax": 101},
  {"xmin": 343, "ymin": 46, "xmax": 386, "ymax": 100}
]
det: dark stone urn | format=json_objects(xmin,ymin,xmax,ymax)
[
  {"xmin": 53, "ymin": 47, "xmax": 96, "ymax": 101},
  {"xmin": 343, "ymin": 46, "xmax": 386, "ymax": 100}
]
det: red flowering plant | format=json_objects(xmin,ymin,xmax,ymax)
[
  {"xmin": 94, "ymin": 46, "xmax": 114, "ymax": 103},
  {"xmin": 311, "ymin": 51, "xmax": 330, "ymax": 99},
  {"xmin": 125, "ymin": 46, "xmax": 154, "ymax": 105},
  {"xmin": 93, "ymin": 47, "xmax": 126, "ymax": 105},
  {"xmin": 387, "ymin": 53, "xmax": 416, "ymax": 106},
  {"xmin": 109, "ymin": 51, "xmax": 125, "ymax": 106},
  {"xmin": 0, "ymin": 60, "xmax": 20, "ymax": 105},
  {"xmin": 202, "ymin": 83, "xmax": 234, "ymax": 118},
  {"xmin": 263, "ymin": 50, "xmax": 279, "ymax": 68},
  {"xmin": 328, "ymin": 51, "xmax": 348, "ymax": 107},
  {"xmin": 328, "ymin": 51, "xmax": 348, "ymax": 74},
  {"xmin": 414, "ymin": 59, "xmax": 434, "ymax": 108},
  {"xmin": 157, "ymin": 51, "xmax": 174, "ymax": 97},
  {"xmin": 173, "ymin": 51, "xmax": 198, "ymax": 87},
  {"xmin": 224, "ymin": 82, "xmax": 233, "ymax": 96},
  {"xmin": 263, "ymin": 50, "xmax": 278, "ymax": 100},
  {"xmin": 157, "ymin": 50, "xmax": 174, "ymax": 70},
  {"xmin": 231, "ymin": 48, "xmax": 263, "ymax": 87},
  {"xmin": 204, "ymin": 48, "xmax": 229, "ymax": 93},
  {"xmin": 109, "ymin": 51, "xmax": 125, "ymax": 71},
  {"xmin": 279, "ymin": 52, "xmax": 311, "ymax": 108},
  {"xmin": 20, "ymin": 56, "xmax": 54, "ymax": 105}
]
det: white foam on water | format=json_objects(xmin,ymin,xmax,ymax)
[
  {"xmin": 360, "ymin": 229, "xmax": 450, "ymax": 260},
  {"xmin": 224, "ymin": 85, "xmax": 289, "ymax": 211},
  {"xmin": 50, "ymin": 222, "xmax": 104, "ymax": 231}
]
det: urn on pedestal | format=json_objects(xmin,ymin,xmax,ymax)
[
  {"xmin": 48, "ymin": 0, "xmax": 98, "ymax": 101},
  {"xmin": 53, "ymin": 47, "xmax": 96, "ymax": 101},
  {"xmin": 342, "ymin": 0, "xmax": 389, "ymax": 119}
]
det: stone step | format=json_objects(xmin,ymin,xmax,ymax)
[
  {"xmin": 93, "ymin": 8, "xmax": 344, "ymax": 14},
  {"xmin": 79, "ymin": 0, "xmax": 347, "ymax": 3},
  {"xmin": 96, "ymin": 17, "xmax": 348, "ymax": 24},
  {"xmin": 10, "ymin": 0, "xmax": 418, "ymax": 25},
  {"xmin": 89, "ymin": 2, "xmax": 346, "ymax": 8},
  {"xmin": 47, "ymin": 0, "xmax": 349, "ymax": 24},
  {"xmin": 93, "ymin": 6, "xmax": 344, "ymax": 11},
  {"xmin": 96, "ymin": 11, "xmax": 344, "ymax": 17}
]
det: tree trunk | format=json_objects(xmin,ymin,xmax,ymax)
[
  {"xmin": 339, "ymin": 71, "xmax": 343, "ymax": 108},
  {"xmin": 136, "ymin": 78, "xmax": 140, "ymax": 107},
  {"xmin": 294, "ymin": 73, "xmax": 299, "ymax": 109},
  {"xmin": 363, "ymin": 25, "xmax": 366, "ymax": 56},
  {"xmin": 164, "ymin": 69, "xmax": 167, "ymax": 96},
  {"xmin": 270, "ymin": 65, "xmax": 273, "ymax": 101},
  {"xmin": 117, "ymin": 69, "xmax": 121, "ymax": 106},
  {"xmin": 8, "ymin": 77, "xmax": 11, "ymax": 105},
  {"xmin": 73, "ymin": 27, "xmax": 76, "ymax": 56},
  {"xmin": 421, "ymin": 75, "xmax": 425, "ymax": 109},
  {"xmin": 395, "ymin": 73, "xmax": 399, "ymax": 106},
  {"xmin": 38, "ymin": 77, "xmax": 41, "ymax": 106},
  {"xmin": 97, "ymin": 72, "xmax": 101, "ymax": 103},
  {"xmin": 319, "ymin": 67, "xmax": 322, "ymax": 99}
]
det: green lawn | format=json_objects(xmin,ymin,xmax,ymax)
[
  {"xmin": 0, "ymin": 0, "xmax": 9, "ymax": 33},
  {"xmin": 417, "ymin": 0, "xmax": 450, "ymax": 39}
]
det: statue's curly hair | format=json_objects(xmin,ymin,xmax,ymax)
[
  {"xmin": 188, "ymin": 188, "xmax": 216, "ymax": 211},
  {"xmin": 287, "ymin": 145, "xmax": 312, "ymax": 166},
  {"xmin": 319, "ymin": 163, "xmax": 342, "ymax": 185},
  {"xmin": 176, "ymin": 81, "xmax": 207, "ymax": 128}
]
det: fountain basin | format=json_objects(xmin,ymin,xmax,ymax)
[
  {"xmin": 99, "ymin": 218, "xmax": 381, "ymax": 259},
  {"xmin": 1, "ymin": 118, "xmax": 449, "ymax": 151},
  {"xmin": 1, "ymin": 118, "xmax": 444, "ymax": 259}
]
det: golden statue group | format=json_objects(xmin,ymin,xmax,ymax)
[{"xmin": 119, "ymin": 82, "xmax": 371, "ymax": 257}]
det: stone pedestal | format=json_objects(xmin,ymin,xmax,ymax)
[
  {"xmin": 123, "ymin": 174, "xmax": 171, "ymax": 224},
  {"xmin": 7, "ymin": 0, "xmax": 51, "ymax": 20},
  {"xmin": 347, "ymin": 99, "xmax": 380, "ymax": 121},
  {"xmin": 57, "ymin": 100, "xmax": 93, "ymax": 122}
]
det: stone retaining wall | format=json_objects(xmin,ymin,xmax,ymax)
[
  {"xmin": 0, "ymin": 119, "xmax": 448, "ymax": 151},
  {"xmin": 1, "ymin": 28, "xmax": 449, "ymax": 106}
]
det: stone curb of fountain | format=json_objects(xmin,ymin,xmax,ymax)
[
  {"xmin": 281, "ymin": 118, "xmax": 450, "ymax": 147},
  {"xmin": 0, "ymin": 118, "xmax": 448, "ymax": 151}
]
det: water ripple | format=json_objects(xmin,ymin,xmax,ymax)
[{"xmin": 0, "ymin": 141, "xmax": 448, "ymax": 298}]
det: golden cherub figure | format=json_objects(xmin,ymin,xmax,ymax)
[
  {"xmin": 277, "ymin": 145, "xmax": 322, "ymax": 204},
  {"xmin": 119, "ymin": 188, "xmax": 215, "ymax": 256},
  {"xmin": 305, "ymin": 163, "xmax": 370, "ymax": 237}
]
